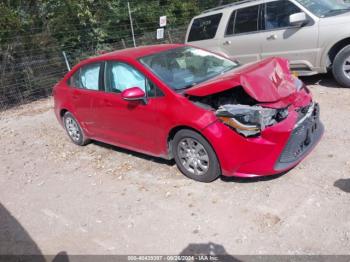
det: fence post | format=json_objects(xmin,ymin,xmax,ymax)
[
  {"xmin": 121, "ymin": 39, "xmax": 126, "ymax": 49},
  {"xmin": 127, "ymin": 1, "xmax": 137, "ymax": 48},
  {"xmin": 62, "ymin": 51, "xmax": 71, "ymax": 71},
  {"xmin": 167, "ymin": 31, "xmax": 173, "ymax": 43}
]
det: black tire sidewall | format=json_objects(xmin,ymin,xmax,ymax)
[
  {"xmin": 63, "ymin": 112, "xmax": 86, "ymax": 146},
  {"xmin": 172, "ymin": 129, "xmax": 221, "ymax": 183},
  {"xmin": 333, "ymin": 45, "xmax": 350, "ymax": 88}
]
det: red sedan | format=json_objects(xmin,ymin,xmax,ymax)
[{"xmin": 53, "ymin": 44, "xmax": 324, "ymax": 182}]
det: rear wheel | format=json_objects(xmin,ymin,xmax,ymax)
[
  {"xmin": 63, "ymin": 112, "xmax": 89, "ymax": 146},
  {"xmin": 333, "ymin": 45, "xmax": 350, "ymax": 88},
  {"xmin": 172, "ymin": 129, "xmax": 221, "ymax": 183}
]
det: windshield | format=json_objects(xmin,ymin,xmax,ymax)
[
  {"xmin": 139, "ymin": 47, "xmax": 239, "ymax": 90},
  {"xmin": 296, "ymin": 0, "xmax": 350, "ymax": 17}
]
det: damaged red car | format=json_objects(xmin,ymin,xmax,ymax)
[{"xmin": 53, "ymin": 44, "xmax": 324, "ymax": 182}]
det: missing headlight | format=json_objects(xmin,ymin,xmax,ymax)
[{"xmin": 216, "ymin": 104, "xmax": 288, "ymax": 137}]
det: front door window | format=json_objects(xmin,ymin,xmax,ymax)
[
  {"xmin": 105, "ymin": 62, "xmax": 146, "ymax": 93},
  {"xmin": 265, "ymin": 1, "xmax": 302, "ymax": 30}
]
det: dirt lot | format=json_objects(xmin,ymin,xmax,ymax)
[{"xmin": 1, "ymin": 74, "xmax": 350, "ymax": 256}]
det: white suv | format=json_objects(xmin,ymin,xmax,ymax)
[{"xmin": 185, "ymin": 0, "xmax": 350, "ymax": 87}]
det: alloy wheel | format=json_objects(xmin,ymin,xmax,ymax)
[
  {"xmin": 343, "ymin": 56, "xmax": 350, "ymax": 79},
  {"xmin": 65, "ymin": 117, "xmax": 81, "ymax": 142},
  {"xmin": 177, "ymin": 138, "xmax": 209, "ymax": 176}
]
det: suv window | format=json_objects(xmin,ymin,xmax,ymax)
[
  {"xmin": 233, "ymin": 5, "xmax": 260, "ymax": 34},
  {"xmin": 226, "ymin": 11, "xmax": 236, "ymax": 36},
  {"xmin": 105, "ymin": 62, "xmax": 163, "ymax": 97},
  {"xmin": 188, "ymin": 13, "xmax": 223, "ymax": 42},
  {"xmin": 69, "ymin": 63, "xmax": 101, "ymax": 90},
  {"xmin": 265, "ymin": 1, "xmax": 302, "ymax": 30}
]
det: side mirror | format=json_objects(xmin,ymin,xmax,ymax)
[
  {"xmin": 121, "ymin": 87, "xmax": 147, "ymax": 103},
  {"xmin": 289, "ymin": 12, "xmax": 308, "ymax": 27}
]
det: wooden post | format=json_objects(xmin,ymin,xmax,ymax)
[{"xmin": 167, "ymin": 31, "xmax": 173, "ymax": 43}]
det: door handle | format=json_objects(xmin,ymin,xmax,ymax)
[
  {"xmin": 223, "ymin": 40, "xmax": 232, "ymax": 45},
  {"xmin": 267, "ymin": 34, "xmax": 278, "ymax": 40}
]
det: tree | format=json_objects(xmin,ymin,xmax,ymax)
[{"xmin": 0, "ymin": 0, "xmax": 239, "ymax": 108}]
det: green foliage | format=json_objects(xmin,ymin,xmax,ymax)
[
  {"xmin": 0, "ymin": 3, "xmax": 21, "ymax": 44},
  {"xmin": 0, "ymin": 0, "xmax": 239, "ymax": 108}
]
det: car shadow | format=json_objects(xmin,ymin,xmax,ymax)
[
  {"xmin": 92, "ymin": 140, "xmax": 175, "ymax": 166},
  {"xmin": 0, "ymin": 203, "xmax": 69, "ymax": 262},
  {"xmin": 334, "ymin": 178, "xmax": 350, "ymax": 193},
  {"xmin": 300, "ymin": 73, "xmax": 344, "ymax": 88},
  {"xmin": 178, "ymin": 242, "xmax": 240, "ymax": 261},
  {"xmin": 92, "ymin": 141, "xmax": 293, "ymax": 184},
  {"xmin": 220, "ymin": 171, "xmax": 288, "ymax": 184}
]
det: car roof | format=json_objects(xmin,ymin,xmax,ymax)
[
  {"xmin": 202, "ymin": 0, "xmax": 260, "ymax": 13},
  {"xmin": 196, "ymin": 0, "xmax": 265, "ymax": 17},
  {"xmin": 87, "ymin": 44, "xmax": 185, "ymax": 63},
  {"xmin": 68, "ymin": 44, "xmax": 190, "ymax": 74}
]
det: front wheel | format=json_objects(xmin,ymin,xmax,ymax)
[
  {"xmin": 172, "ymin": 129, "xmax": 221, "ymax": 183},
  {"xmin": 332, "ymin": 45, "xmax": 350, "ymax": 88}
]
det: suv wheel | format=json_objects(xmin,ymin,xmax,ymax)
[
  {"xmin": 172, "ymin": 129, "xmax": 221, "ymax": 183},
  {"xmin": 63, "ymin": 112, "xmax": 89, "ymax": 146},
  {"xmin": 333, "ymin": 45, "xmax": 350, "ymax": 88}
]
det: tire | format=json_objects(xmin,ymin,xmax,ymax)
[
  {"xmin": 172, "ymin": 129, "xmax": 221, "ymax": 183},
  {"xmin": 63, "ymin": 112, "xmax": 89, "ymax": 146},
  {"xmin": 332, "ymin": 45, "xmax": 350, "ymax": 88}
]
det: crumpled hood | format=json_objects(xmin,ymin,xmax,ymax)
[{"xmin": 184, "ymin": 57, "xmax": 298, "ymax": 103}]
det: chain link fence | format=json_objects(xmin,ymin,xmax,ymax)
[{"xmin": 0, "ymin": 2, "xmax": 198, "ymax": 110}]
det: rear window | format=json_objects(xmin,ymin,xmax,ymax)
[{"xmin": 187, "ymin": 13, "xmax": 222, "ymax": 42}]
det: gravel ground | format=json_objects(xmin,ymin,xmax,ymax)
[{"xmin": 0, "ymin": 74, "xmax": 350, "ymax": 256}]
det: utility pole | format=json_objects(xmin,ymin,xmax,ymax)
[{"xmin": 127, "ymin": 1, "xmax": 136, "ymax": 48}]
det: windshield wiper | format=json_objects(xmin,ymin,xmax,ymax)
[{"xmin": 177, "ymin": 83, "xmax": 197, "ymax": 90}]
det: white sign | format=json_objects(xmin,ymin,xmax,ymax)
[
  {"xmin": 156, "ymin": 28, "xmax": 164, "ymax": 40},
  {"xmin": 159, "ymin": 16, "xmax": 167, "ymax": 27}
]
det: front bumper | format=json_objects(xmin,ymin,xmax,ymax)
[
  {"xmin": 202, "ymin": 102, "xmax": 324, "ymax": 178},
  {"xmin": 275, "ymin": 103, "xmax": 324, "ymax": 171}
]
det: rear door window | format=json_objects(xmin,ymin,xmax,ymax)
[
  {"xmin": 69, "ymin": 70, "xmax": 82, "ymax": 88},
  {"xmin": 187, "ymin": 13, "xmax": 223, "ymax": 42},
  {"xmin": 69, "ymin": 63, "xmax": 102, "ymax": 91},
  {"xmin": 225, "ymin": 11, "xmax": 236, "ymax": 36},
  {"xmin": 80, "ymin": 63, "xmax": 101, "ymax": 90},
  {"xmin": 234, "ymin": 5, "xmax": 260, "ymax": 34}
]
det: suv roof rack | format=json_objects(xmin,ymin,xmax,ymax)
[{"xmin": 202, "ymin": 0, "xmax": 259, "ymax": 13}]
